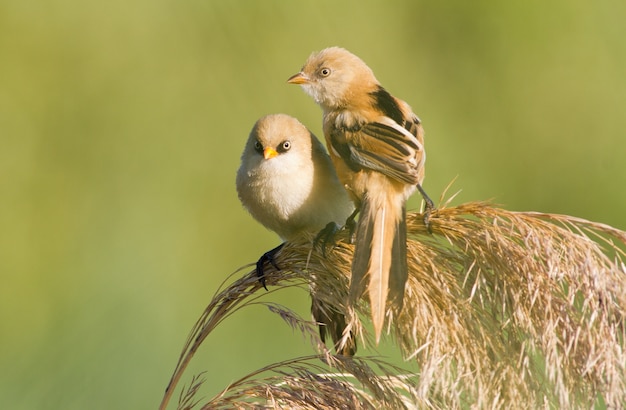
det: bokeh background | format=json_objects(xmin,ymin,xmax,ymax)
[{"xmin": 1, "ymin": 1, "xmax": 625, "ymax": 408}]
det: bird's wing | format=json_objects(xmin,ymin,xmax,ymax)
[{"xmin": 330, "ymin": 116, "xmax": 424, "ymax": 185}]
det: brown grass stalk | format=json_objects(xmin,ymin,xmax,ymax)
[{"xmin": 159, "ymin": 200, "xmax": 626, "ymax": 409}]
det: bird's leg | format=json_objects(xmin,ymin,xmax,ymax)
[
  {"xmin": 417, "ymin": 183, "xmax": 435, "ymax": 233},
  {"xmin": 314, "ymin": 207, "xmax": 360, "ymax": 256},
  {"xmin": 255, "ymin": 243, "xmax": 285, "ymax": 290},
  {"xmin": 343, "ymin": 207, "xmax": 360, "ymax": 244},
  {"xmin": 314, "ymin": 222, "xmax": 341, "ymax": 257}
]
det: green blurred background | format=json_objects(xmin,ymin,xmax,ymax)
[{"xmin": 1, "ymin": 1, "xmax": 625, "ymax": 408}]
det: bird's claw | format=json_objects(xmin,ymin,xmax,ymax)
[
  {"xmin": 314, "ymin": 222, "xmax": 341, "ymax": 257},
  {"xmin": 417, "ymin": 183, "xmax": 435, "ymax": 234},
  {"xmin": 255, "ymin": 243, "xmax": 285, "ymax": 290},
  {"xmin": 344, "ymin": 214, "xmax": 357, "ymax": 244},
  {"xmin": 343, "ymin": 207, "xmax": 360, "ymax": 244},
  {"xmin": 314, "ymin": 207, "xmax": 360, "ymax": 256}
]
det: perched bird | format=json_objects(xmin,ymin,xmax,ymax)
[
  {"xmin": 287, "ymin": 47, "xmax": 433, "ymax": 342},
  {"xmin": 236, "ymin": 113, "xmax": 356, "ymax": 355}
]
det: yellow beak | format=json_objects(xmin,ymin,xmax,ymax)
[
  {"xmin": 287, "ymin": 72, "xmax": 308, "ymax": 84},
  {"xmin": 263, "ymin": 147, "xmax": 278, "ymax": 159}
]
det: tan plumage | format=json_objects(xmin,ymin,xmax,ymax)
[
  {"xmin": 288, "ymin": 47, "xmax": 429, "ymax": 342},
  {"xmin": 236, "ymin": 113, "xmax": 356, "ymax": 355}
]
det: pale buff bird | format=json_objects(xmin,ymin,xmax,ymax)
[{"xmin": 236, "ymin": 113, "xmax": 357, "ymax": 355}]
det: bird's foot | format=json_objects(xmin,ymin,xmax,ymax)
[
  {"xmin": 314, "ymin": 208, "xmax": 360, "ymax": 256},
  {"xmin": 255, "ymin": 243, "xmax": 285, "ymax": 290},
  {"xmin": 417, "ymin": 183, "xmax": 435, "ymax": 233},
  {"xmin": 344, "ymin": 207, "xmax": 359, "ymax": 244},
  {"xmin": 314, "ymin": 222, "xmax": 341, "ymax": 257}
]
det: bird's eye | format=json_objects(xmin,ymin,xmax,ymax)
[
  {"xmin": 280, "ymin": 140, "xmax": 291, "ymax": 152},
  {"xmin": 319, "ymin": 67, "xmax": 331, "ymax": 77},
  {"xmin": 254, "ymin": 141, "xmax": 263, "ymax": 152}
]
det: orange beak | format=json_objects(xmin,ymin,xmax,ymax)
[
  {"xmin": 263, "ymin": 147, "xmax": 278, "ymax": 159},
  {"xmin": 287, "ymin": 72, "xmax": 309, "ymax": 84}
]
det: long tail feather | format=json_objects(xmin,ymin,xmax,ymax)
[
  {"xmin": 350, "ymin": 198, "xmax": 374, "ymax": 302},
  {"xmin": 368, "ymin": 202, "xmax": 394, "ymax": 343},
  {"xmin": 350, "ymin": 191, "xmax": 407, "ymax": 343},
  {"xmin": 388, "ymin": 205, "xmax": 408, "ymax": 309}
]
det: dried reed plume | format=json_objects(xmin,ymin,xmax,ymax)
[{"xmin": 159, "ymin": 198, "xmax": 626, "ymax": 409}]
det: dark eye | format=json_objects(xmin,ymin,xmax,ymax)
[
  {"xmin": 279, "ymin": 140, "xmax": 291, "ymax": 152},
  {"xmin": 319, "ymin": 67, "xmax": 331, "ymax": 77},
  {"xmin": 254, "ymin": 140, "xmax": 263, "ymax": 153}
]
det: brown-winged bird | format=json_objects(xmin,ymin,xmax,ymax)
[{"xmin": 288, "ymin": 47, "xmax": 433, "ymax": 342}]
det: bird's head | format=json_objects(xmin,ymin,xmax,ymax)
[
  {"xmin": 243, "ymin": 113, "xmax": 313, "ymax": 171},
  {"xmin": 287, "ymin": 47, "xmax": 378, "ymax": 110}
]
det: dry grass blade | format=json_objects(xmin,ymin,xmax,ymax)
[
  {"xmin": 162, "ymin": 287, "xmax": 423, "ymax": 410},
  {"xmin": 401, "ymin": 202, "xmax": 626, "ymax": 408},
  {"xmin": 160, "ymin": 200, "xmax": 626, "ymax": 409},
  {"xmin": 276, "ymin": 201, "xmax": 625, "ymax": 407},
  {"xmin": 177, "ymin": 372, "xmax": 206, "ymax": 410},
  {"xmin": 158, "ymin": 265, "xmax": 307, "ymax": 410},
  {"xmin": 200, "ymin": 354, "xmax": 423, "ymax": 410}
]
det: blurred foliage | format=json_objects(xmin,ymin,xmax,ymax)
[{"xmin": 0, "ymin": 1, "xmax": 624, "ymax": 409}]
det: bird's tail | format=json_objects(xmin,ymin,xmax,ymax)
[
  {"xmin": 350, "ymin": 188, "xmax": 407, "ymax": 343},
  {"xmin": 311, "ymin": 298, "xmax": 357, "ymax": 356}
]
